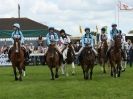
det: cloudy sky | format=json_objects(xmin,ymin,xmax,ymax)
[{"xmin": 0, "ymin": 0, "xmax": 133, "ymax": 36}]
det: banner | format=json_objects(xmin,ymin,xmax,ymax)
[{"xmin": 0, "ymin": 54, "xmax": 11, "ymax": 66}]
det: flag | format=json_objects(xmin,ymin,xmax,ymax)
[
  {"xmin": 18, "ymin": 4, "xmax": 20, "ymax": 18},
  {"xmin": 79, "ymin": 26, "xmax": 82, "ymax": 34},
  {"xmin": 119, "ymin": 1, "xmax": 133, "ymax": 10}
]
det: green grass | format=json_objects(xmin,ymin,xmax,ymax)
[{"xmin": 0, "ymin": 65, "xmax": 133, "ymax": 99}]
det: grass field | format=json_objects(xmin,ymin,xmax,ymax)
[{"xmin": 0, "ymin": 65, "xmax": 133, "ymax": 99}]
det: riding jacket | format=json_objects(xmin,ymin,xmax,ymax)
[
  {"xmin": 11, "ymin": 30, "xmax": 24, "ymax": 44},
  {"xmin": 81, "ymin": 33, "xmax": 94, "ymax": 47},
  {"xmin": 99, "ymin": 33, "xmax": 108, "ymax": 42},
  {"xmin": 46, "ymin": 32, "xmax": 59, "ymax": 46},
  {"xmin": 60, "ymin": 35, "xmax": 71, "ymax": 45},
  {"xmin": 110, "ymin": 29, "xmax": 119, "ymax": 40}
]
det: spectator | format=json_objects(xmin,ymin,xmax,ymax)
[
  {"xmin": 127, "ymin": 40, "xmax": 133, "ymax": 67},
  {"xmin": 37, "ymin": 35, "xmax": 44, "ymax": 46},
  {"xmin": 29, "ymin": 43, "xmax": 34, "ymax": 53}
]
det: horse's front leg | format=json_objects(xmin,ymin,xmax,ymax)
[
  {"xmin": 72, "ymin": 62, "xmax": 75, "ymax": 75},
  {"xmin": 117, "ymin": 63, "xmax": 121, "ymax": 77},
  {"xmin": 13, "ymin": 66, "xmax": 18, "ymax": 81},
  {"xmin": 17, "ymin": 66, "xmax": 23, "ymax": 81},
  {"xmin": 90, "ymin": 67, "xmax": 93, "ymax": 80},
  {"xmin": 50, "ymin": 68, "xmax": 54, "ymax": 80},
  {"xmin": 61, "ymin": 64, "xmax": 65, "ymax": 75},
  {"xmin": 55, "ymin": 67, "xmax": 59, "ymax": 78},
  {"xmin": 82, "ymin": 67, "xmax": 86, "ymax": 79},
  {"xmin": 103, "ymin": 61, "xmax": 106, "ymax": 73},
  {"xmin": 85, "ymin": 66, "xmax": 89, "ymax": 80},
  {"xmin": 22, "ymin": 65, "xmax": 26, "ymax": 77}
]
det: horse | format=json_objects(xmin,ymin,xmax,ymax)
[
  {"xmin": 61, "ymin": 43, "xmax": 75, "ymax": 76},
  {"xmin": 80, "ymin": 44, "xmax": 95, "ymax": 80},
  {"xmin": 109, "ymin": 35, "xmax": 122, "ymax": 78},
  {"xmin": 98, "ymin": 40, "xmax": 108, "ymax": 73},
  {"xmin": 121, "ymin": 41, "xmax": 128, "ymax": 72},
  {"xmin": 10, "ymin": 38, "xmax": 25, "ymax": 81},
  {"xmin": 46, "ymin": 43, "xmax": 61, "ymax": 80}
]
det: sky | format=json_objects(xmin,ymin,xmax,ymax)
[{"xmin": 0, "ymin": 0, "xmax": 133, "ymax": 36}]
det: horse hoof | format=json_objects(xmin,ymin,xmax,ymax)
[
  {"xmin": 15, "ymin": 78, "xmax": 18, "ymax": 81},
  {"xmin": 55, "ymin": 75, "xmax": 59, "ymax": 78},
  {"xmin": 51, "ymin": 78, "xmax": 54, "ymax": 80}
]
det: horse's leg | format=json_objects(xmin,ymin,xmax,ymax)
[
  {"xmin": 13, "ymin": 66, "xmax": 18, "ymax": 81},
  {"xmin": 72, "ymin": 62, "xmax": 75, "ymax": 75},
  {"xmin": 90, "ymin": 67, "xmax": 93, "ymax": 80},
  {"xmin": 17, "ymin": 66, "xmax": 23, "ymax": 81},
  {"xmin": 82, "ymin": 67, "xmax": 86, "ymax": 79},
  {"xmin": 118, "ymin": 63, "xmax": 121, "ymax": 77},
  {"xmin": 110, "ymin": 63, "xmax": 113, "ymax": 77},
  {"xmin": 65, "ymin": 64, "xmax": 69, "ymax": 77},
  {"xmin": 85, "ymin": 66, "xmax": 89, "ymax": 80},
  {"xmin": 50, "ymin": 68, "xmax": 54, "ymax": 80},
  {"xmin": 23, "ymin": 65, "xmax": 26, "ymax": 77},
  {"xmin": 61, "ymin": 63, "xmax": 65, "ymax": 75},
  {"xmin": 55, "ymin": 67, "xmax": 59, "ymax": 78}
]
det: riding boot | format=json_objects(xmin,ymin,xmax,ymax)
[{"xmin": 8, "ymin": 47, "xmax": 12, "ymax": 61}]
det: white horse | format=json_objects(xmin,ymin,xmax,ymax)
[
  {"xmin": 121, "ymin": 41, "xmax": 128, "ymax": 71},
  {"xmin": 61, "ymin": 44, "xmax": 76, "ymax": 76}
]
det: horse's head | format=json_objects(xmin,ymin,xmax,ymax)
[
  {"xmin": 114, "ymin": 35, "xmax": 121, "ymax": 48},
  {"xmin": 13, "ymin": 38, "xmax": 21, "ymax": 53}
]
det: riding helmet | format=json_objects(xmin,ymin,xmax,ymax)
[
  {"xmin": 112, "ymin": 24, "xmax": 117, "ymax": 27},
  {"xmin": 101, "ymin": 27, "xmax": 106, "ymax": 32},
  {"xmin": 85, "ymin": 28, "xmax": 90, "ymax": 32},
  {"xmin": 13, "ymin": 23, "xmax": 20, "ymax": 29},
  {"xmin": 60, "ymin": 29, "xmax": 65, "ymax": 34},
  {"xmin": 48, "ymin": 27, "xmax": 54, "ymax": 31}
]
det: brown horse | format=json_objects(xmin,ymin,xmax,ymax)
[
  {"xmin": 80, "ymin": 45, "xmax": 95, "ymax": 80},
  {"xmin": 98, "ymin": 40, "xmax": 108, "ymax": 73},
  {"xmin": 109, "ymin": 35, "xmax": 122, "ymax": 78},
  {"xmin": 10, "ymin": 38, "xmax": 25, "ymax": 81},
  {"xmin": 46, "ymin": 43, "xmax": 61, "ymax": 80}
]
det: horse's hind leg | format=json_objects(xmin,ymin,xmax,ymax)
[
  {"xmin": 13, "ymin": 66, "xmax": 18, "ymax": 81},
  {"xmin": 55, "ymin": 67, "xmax": 59, "ymax": 78},
  {"xmin": 50, "ymin": 68, "xmax": 54, "ymax": 80},
  {"xmin": 103, "ymin": 62, "xmax": 106, "ymax": 73}
]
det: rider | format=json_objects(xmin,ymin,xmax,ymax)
[
  {"xmin": 98, "ymin": 27, "xmax": 108, "ymax": 48},
  {"xmin": 44, "ymin": 27, "xmax": 63, "ymax": 62},
  {"xmin": 106, "ymin": 24, "xmax": 119, "ymax": 57},
  {"xmin": 78, "ymin": 27, "xmax": 97, "ymax": 61},
  {"xmin": 60, "ymin": 29, "xmax": 75, "ymax": 63},
  {"xmin": 8, "ymin": 23, "xmax": 28, "ymax": 61}
]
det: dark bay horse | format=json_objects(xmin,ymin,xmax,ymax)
[
  {"xmin": 109, "ymin": 35, "xmax": 122, "ymax": 78},
  {"xmin": 80, "ymin": 45, "xmax": 95, "ymax": 80},
  {"xmin": 46, "ymin": 43, "xmax": 61, "ymax": 80},
  {"xmin": 62, "ymin": 43, "xmax": 75, "ymax": 76},
  {"xmin": 10, "ymin": 38, "xmax": 25, "ymax": 81},
  {"xmin": 98, "ymin": 40, "xmax": 108, "ymax": 73}
]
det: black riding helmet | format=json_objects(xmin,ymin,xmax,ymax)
[
  {"xmin": 112, "ymin": 24, "xmax": 117, "ymax": 27},
  {"xmin": 48, "ymin": 27, "xmax": 54, "ymax": 31},
  {"xmin": 85, "ymin": 28, "xmax": 90, "ymax": 32},
  {"xmin": 101, "ymin": 27, "xmax": 106, "ymax": 32},
  {"xmin": 60, "ymin": 29, "xmax": 65, "ymax": 34}
]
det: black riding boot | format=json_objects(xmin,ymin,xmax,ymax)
[{"xmin": 8, "ymin": 47, "xmax": 12, "ymax": 61}]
